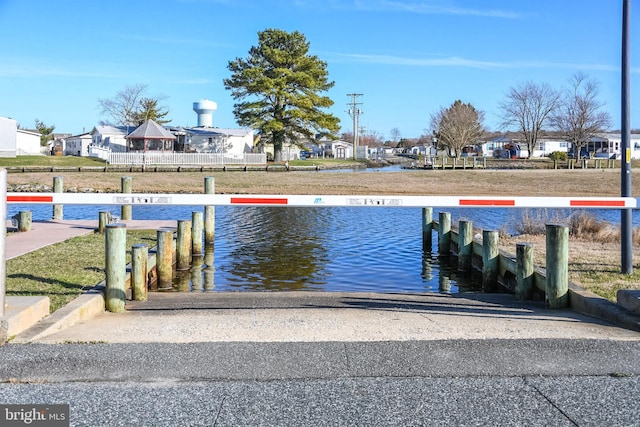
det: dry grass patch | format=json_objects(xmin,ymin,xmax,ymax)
[{"xmin": 6, "ymin": 230, "xmax": 157, "ymax": 312}]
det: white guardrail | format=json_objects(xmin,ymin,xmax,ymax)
[{"xmin": 6, "ymin": 193, "xmax": 637, "ymax": 209}]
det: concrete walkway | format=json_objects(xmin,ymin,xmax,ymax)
[{"xmin": 2, "ymin": 219, "xmax": 176, "ymax": 338}]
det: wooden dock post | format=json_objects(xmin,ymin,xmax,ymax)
[
  {"xmin": 458, "ymin": 220, "xmax": 473, "ymax": 272},
  {"xmin": 131, "ymin": 244, "xmax": 148, "ymax": 301},
  {"xmin": 515, "ymin": 243, "xmax": 534, "ymax": 301},
  {"xmin": 192, "ymin": 211, "xmax": 204, "ymax": 257},
  {"xmin": 105, "ymin": 223, "xmax": 127, "ymax": 313},
  {"xmin": 156, "ymin": 229, "xmax": 174, "ymax": 290},
  {"xmin": 546, "ymin": 224, "xmax": 569, "ymax": 308},
  {"xmin": 482, "ymin": 230, "xmax": 499, "ymax": 292},
  {"xmin": 52, "ymin": 176, "xmax": 63, "ymax": 220},
  {"xmin": 17, "ymin": 211, "xmax": 32, "ymax": 232},
  {"xmin": 121, "ymin": 176, "xmax": 132, "ymax": 220},
  {"xmin": 438, "ymin": 212, "xmax": 451, "ymax": 254},
  {"xmin": 176, "ymin": 220, "xmax": 192, "ymax": 270},
  {"xmin": 98, "ymin": 211, "xmax": 111, "ymax": 233},
  {"xmin": 422, "ymin": 207, "xmax": 433, "ymax": 252},
  {"xmin": 204, "ymin": 177, "xmax": 215, "ymax": 245}
]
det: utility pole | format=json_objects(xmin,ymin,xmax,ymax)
[
  {"xmin": 621, "ymin": 0, "xmax": 633, "ymax": 274},
  {"xmin": 347, "ymin": 93, "xmax": 363, "ymax": 160}
]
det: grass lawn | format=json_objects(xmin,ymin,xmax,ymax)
[
  {"xmin": 0, "ymin": 155, "xmax": 107, "ymax": 168},
  {"xmin": 6, "ymin": 230, "xmax": 157, "ymax": 313}
]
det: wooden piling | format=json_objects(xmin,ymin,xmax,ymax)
[
  {"xmin": 105, "ymin": 223, "xmax": 127, "ymax": 313},
  {"xmin": 121, "ymin": 176, "xmax": 132, "ymax": 220},
  {"xmin": 482, "ymin": 230, "xmax": 499, "ymax": 292},
  {"xmin": 131, "ymin": 244, "xmax": 148, "ymax": 301},
  {"xmin": 515, "ymin": 243, "xmax": 534, "ymax": 301},
  {"xmin": 458, "ymin": 220, "xmax": 473, "ymax": 272},
  {"xmin": 17, "ymin": 211, "xmax": 31, "ymax": 232},
  {"xmin": 98, "ymin": 211, "xmax": 111, "ymax": 233},
  {"xmin": 421, "ymin": 207, "xmax": 433, "ymax": 252},
  {"xmin": 438, "ymin": 212, "xmax": 451, "ymax": 254},
  {"xmin": 192, "ymin": 211, "xmax": 203, "ymax": 256},
  {"xmin": 545, "ymin": 224, "xmax": 569, "ymax": 308},
  {"xmin": 52, "ymin": 176, "xmax": 63, "ymax": 220},
  {"xmin": 204, "ymin": 176, "xmax": 215, "ymax": 245},
  {"xmin": 156, "ymin": 229, "xmax": 174, "ymax": 290},
  {"xmin": 176, "ymin": 220, "xmax": 192, "ymax": 270}
]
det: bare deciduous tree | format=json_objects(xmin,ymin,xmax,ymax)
[
  {"xmin": 499, "ymin": 81, "xmax": 560, "ymax": 159},
  {"xmin": 550, "ymin": 72, "xmax": 611, "ymax": 158},
  {"xmin": 389, "ymin": 127, "xmax": 401, "ymax": 145},
  {"xmin": 98, "ymin": 84, "xmax": 169, "ymax": 126},
  {"xmin": 430, "ymin": 100, "xmax": 484, "ymax": 158}
]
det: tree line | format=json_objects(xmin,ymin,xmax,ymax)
[
  {"xmin": 431, "ymin": 72, "xmax": 612, "ymax": 159},
  {"xmin": 34, "ymin": 28, "xmax": 614, "ymax": 161}
]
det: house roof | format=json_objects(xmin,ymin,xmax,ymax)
[
  {"xmin": 92, "ymin": 125, "xmax": 131, "ymax": 136},
  {"xmin": 126, "ymin": 120, "xmax": 176, "ymax": 140}
]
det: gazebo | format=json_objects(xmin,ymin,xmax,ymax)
[{"xmin": 126, "ymin": 119, "xmax": 176, "ymax": 152}]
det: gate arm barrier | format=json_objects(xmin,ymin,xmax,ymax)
[{"xmin": 6, "ymin": 193, "xmax": 637, "ymax": 209}]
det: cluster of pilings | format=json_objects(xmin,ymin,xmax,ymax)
[
  {"xmin": 422, "ymin": 207, "xmax": 569, "ymax": 309},
  {"xmin": 103, "ymin": 177, "xmax": 216, "ymax": 313}
]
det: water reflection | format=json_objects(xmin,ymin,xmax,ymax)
[
  {"xmin": 220, "ymin": 207, "xmax": 329, "ymax": 291},
  {"xmin": 18, "ymin": 202, "xmax": 622, "ymax": 293}
]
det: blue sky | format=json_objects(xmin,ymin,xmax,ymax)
[{"xmin": 0, "ymin": 0, "xmax": 636, "ymax": 140}]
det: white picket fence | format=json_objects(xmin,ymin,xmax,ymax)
[{"xmin": 106, "ymin": 152, "xmax": 267, "ymax": 166}]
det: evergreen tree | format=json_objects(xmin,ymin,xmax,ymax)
[{"xmin": 224, "ymin": 28, "xmax": 340, "ymax": 161}]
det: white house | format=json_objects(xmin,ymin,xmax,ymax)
[
  {"xmin": 65, "ymin": 132, "xmax": 93, "ymax": 156},
  {"xmin": 597, "ymin": 133, "xmax": 640, "ymax": 159},
  {"xmin": 169, "ymin": 126, "xmax": 255, "ymax": 157},
  {"xmin": 90, "ymin": 125, "xmax": 130, "ymax": 152},
  {"xmin": 0, "ymin": 117, "xmax": 43, "ymax": 157},
  {"xmin": 0, "ymin": 117, "xmax": 17, "ymax": 157},
  {"xmin": 532, "ymin": 139, "xmax": 570, "ymax": 157}
]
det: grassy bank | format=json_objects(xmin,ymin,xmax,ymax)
[{"xmin": 6, "ymin": 230, "xmax": 157, "ymax": 312}]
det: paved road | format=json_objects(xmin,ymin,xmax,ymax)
[
  {"xmin": 0, "ymin": 339, "xmax": 639, "ymax": 426},
  {"xmin": 4, "ymin": 293, "xmax": 640, "ymax": 426}
]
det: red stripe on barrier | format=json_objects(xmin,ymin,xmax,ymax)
[
  {"xmin": 7, "ymin": 195, "xmax": 54, "ymax": 203},
  {"xmin": 230, "ymin": 197, "xmax": 289, "ymax": 205},
  {"xmin": 570, "ymin": 200, "xmax": 626, "ymax": 207},
  {"xmin": 459, "ymin": 199, "xmax": 515, "ymax": 206}
]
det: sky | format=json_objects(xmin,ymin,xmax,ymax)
[{"xmin": 0, "ymin": 0, "xmax": 637, "ymax": 140}]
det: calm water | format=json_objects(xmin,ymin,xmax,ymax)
[{"xmin": 6, "ymin": 202, "xmax": 637, "ymax": 293}]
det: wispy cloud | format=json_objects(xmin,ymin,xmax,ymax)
[
  {"xmin": 113, "ymin": 34, "xmax": 230, "ymax": 48},
  {"xmin": 295, "ymin": 0, "xmax": 521, "ymax": 19},
  {"xmin": 322, "ymin": 51, "xmax": 632, "ymax": 72},
  {"xmin": 0, "ymin": 63, "xmax": 127, "ymax": 79},
  {"xmin": 169, "ymin": 78, "xmax": 213, "ymax": 85}
]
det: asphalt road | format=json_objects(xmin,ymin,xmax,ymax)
[{"xmin": 0, "ymin": 339, "xmax": 639, "ymax": 426}]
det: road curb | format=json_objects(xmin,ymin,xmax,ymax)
[
  {"xmin": 13, "ymin": 285, "xmax": 106, "ymax": 343},
  {"xmin": 569, "ymin": 285, "xmax": 640, "ymax": 332}
]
